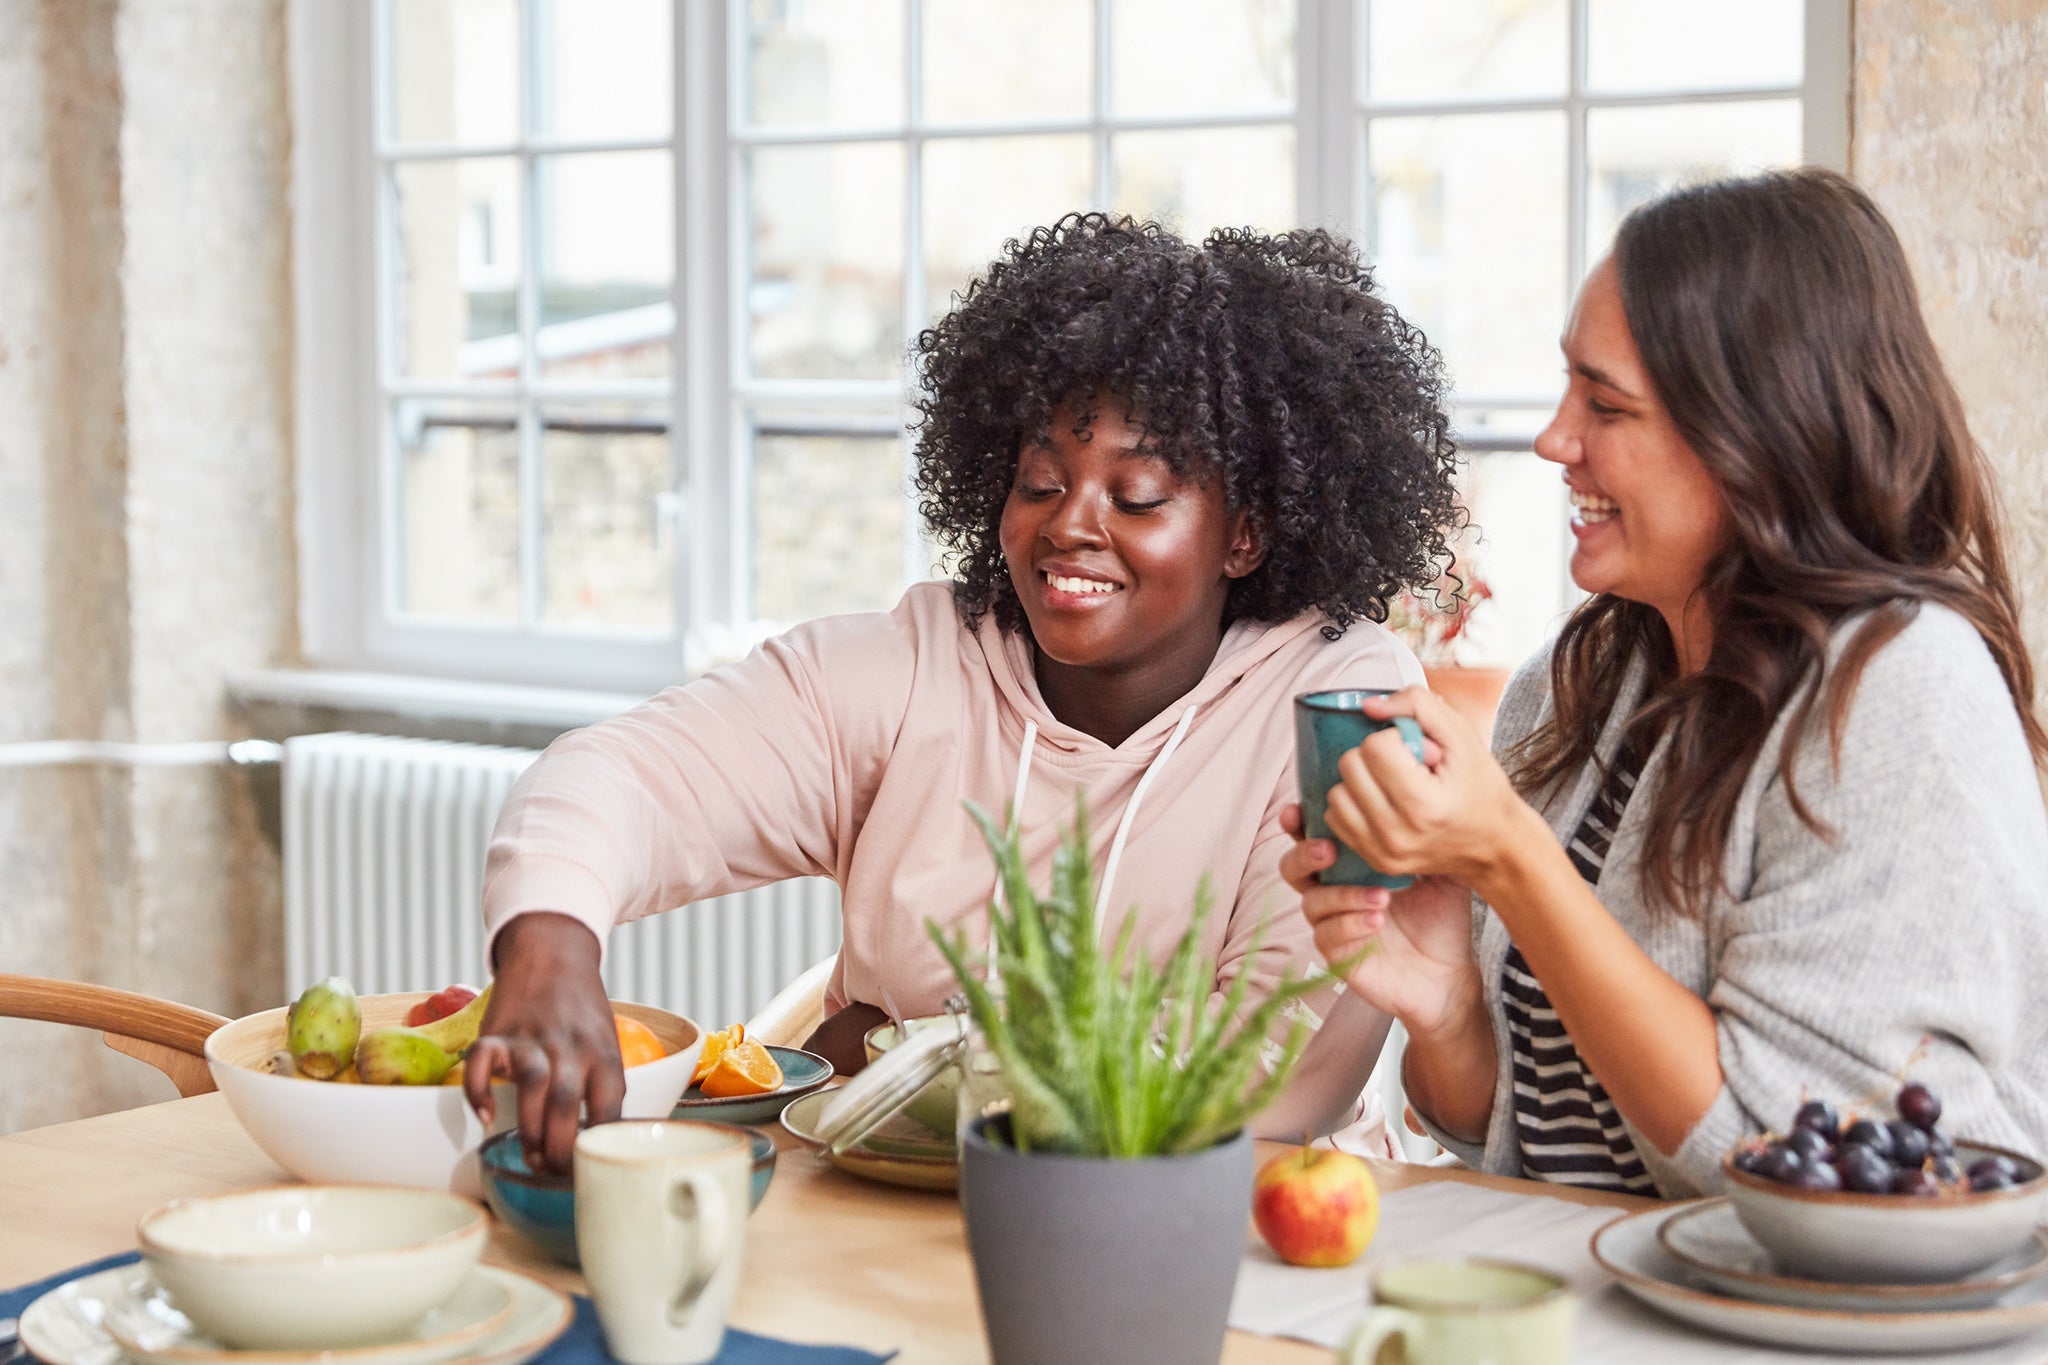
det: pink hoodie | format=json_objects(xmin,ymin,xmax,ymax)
[{"xmin": 482, "ymin": 581, "xmax": 1419, "ymax": 1135}]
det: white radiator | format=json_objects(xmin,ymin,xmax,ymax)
[{"xmin": 281, "ymin": 732, "xmax": 841, "ymax": 1028}]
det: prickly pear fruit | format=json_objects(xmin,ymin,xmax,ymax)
[
  {"xmin": 354, "ymin": 1027, "xmax": 458, "ymax": 1085},
  {"xmin": 413, "ymin": 981, "xmax": 494, "ymax": 1057},
  {"xmin": 287, "ymin": 977, "xmax": 361, "ymax": 1080}
]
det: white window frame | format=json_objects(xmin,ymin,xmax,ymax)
[{"xmin": 291, "ymin": 0, "xmax": 1849, "ymax": 697}]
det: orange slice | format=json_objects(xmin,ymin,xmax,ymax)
[
  {"xmin": 697, "ymin": 1038, "xmax": 783, "ymax": 1098},
  {"xmin": 690, "ymin": 1023, "xmax": 742, "ymax": 1086},
  {"xmin": 614, "ymin": 1014, "xmax": 669, "ymax": 1069}
]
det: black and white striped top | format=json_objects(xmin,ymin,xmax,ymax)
[{"xmin": 1505, "ymin": 742, "xmax": 1657, "ymax": 1194}]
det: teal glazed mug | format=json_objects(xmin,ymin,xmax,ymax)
[{"xmin": 1294, "ymin": 689, "xmax": 1427, "ymax": 888}]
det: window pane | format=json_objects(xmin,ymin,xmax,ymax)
[
  {"xmin": 1585, "ymin": 100, "xmax": 1802, "ymax": 259},
  {"xmin": 748, "ymin": 144, "xmax": 905, "ymax": 380},
  {"xmin": 1111, "ymin": 0, "xmax": 1293, "ymax": 118},
  {"xmin": 387, "ymin": 0, "xmax": 517, "ymax": 145},
  {"xmin": 1586, "ymin": 0, "xmax": 1803, "ymax": 93},
  {"xmin": 923, "ymin": 135, "xmax": 1092, "ymax": 319},
  {"xmin": 744, "ymin": 0, "xmax": 906, "ymax": 129},
  {"xmin": 542, "ymin": 408, "xmax": 673, "ymax": 629},
  {"xmin": 397, "ymin": 401, "xmax": 519, "ymax": 623},
  {"xmin": 1112, "ymin": 126, "xmax": 1295, "ymax": 236},
  {"xmin": 1457, "ymin": 450, "xmax": 1571, "ymax": 670},
  {"xmin": 537, "ymin": 151, "xmax": 673, "ymax": 380},
  {"xmin": 1369, "ymin": 113, "xmax": 1566, "ymax": 400},
  {"xmin": 533, "ymin": 0, "xmax": 671, "ymax": 141},
  {"xmin": 752, "ymin": 431, "xmax": 907, "ymax": 624},
  {"xmin": 392, "ymin": 157, "xmax": 521, "ymax": 380},
  {"xmin": 922, "ymin": 0, "xmax": 1092, "ymax": 125},
  {"xmin": 1365, "ymin": 0, "xmax": 1567, "ymax": 103}
]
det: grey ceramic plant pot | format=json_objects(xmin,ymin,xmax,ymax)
[{"xmin": 959, "ymin": 1114, "xmax": 1254, "ymax": 1365}]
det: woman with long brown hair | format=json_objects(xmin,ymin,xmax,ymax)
[{"xmin": 1285, "ymin": 167, "xmax": 2048, "ymax": 1197}]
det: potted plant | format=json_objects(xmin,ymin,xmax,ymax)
[
  {"xmin": 931, "ymin": 802, "xmax": 1350, "ymax": 1365},
  {"xmin": 1387, "ymin": 558, "xmax": 1507, "ymax": 738}
]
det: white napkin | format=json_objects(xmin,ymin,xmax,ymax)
[{"xmin": 1228, "ymin": 1181, "xmax": 2048, "ymax": 1364}]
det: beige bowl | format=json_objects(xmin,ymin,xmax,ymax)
[
  {"xmin": 1723, "ymin": 1140, "xmax": 2048, "ymax": 1283},
  {"xmin": 138, "ymin": 1184, "xmax": 486, "ymax": 1350},
  {"xmin": 207, "ymin": 993, "xmax": 701, "ymax": 1198}
]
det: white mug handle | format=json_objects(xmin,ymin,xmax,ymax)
[
  {"xmin": 664, "ymin": 1171, "xmax": 732, "ymax": 1329},
  {"xmin": 1343, "ymin": 1305, "xmax": 1422, "ymax": 1365}
]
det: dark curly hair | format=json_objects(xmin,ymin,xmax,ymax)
[{"xmin": 911, "ymin": 213, "xmax": 1463, "ymax": 638}]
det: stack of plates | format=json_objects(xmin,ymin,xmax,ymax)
[
  {"xmin": 1592, "ymin": 1198, "xmax": 2048, "ymax": 1354},
  {"xmin": 21, "ymin": 1263, "xmax": 571, "ymax": 1365}
]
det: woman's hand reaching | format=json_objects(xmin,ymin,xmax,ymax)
[{"xmin": 462, "ymin": 912, "xmax": 624, "ymax": 1175}]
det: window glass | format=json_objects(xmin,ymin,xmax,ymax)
[
  {"xmin": 542, "ymin": 408, "xmax": 674, "ymax": 629},
  {"xmin": 391, "ymin": 157, "xmax": 522, "ymax": 381},
  {"xmin": 1586, "ymin": 0, "xmax": 1803, "ymax": 93},
  {"xmin": 1366, "ymin": 0, "xmax": 1567, "ymax": 103},
  {"xmin": 1111, "ymin": 0, "xmax": 1294, "ymax": 118},
  {"xmin": 922, "ymin": 0, "xmax": 1092, "ymax": 125},
  {"xmin": 537, "ymin": 151, "xmax": 674, "ymax": 380},
  {"xmin": 752, "ymin": 432, "xmax": 908, "ymax": 624},
  {"xmin": 1453, "ymin": 449, "xmax": 1574, "ymax": 669},
  {"xmin": 748, "ymin": 143, "xmax": 906, "ymax": 380},
  {"xmin": 533, "ymin": 0, "xmax": 671, "ymax": 141},
  {"xmin": 922, "ymin": 135, "xmax": 1093, "ymax": 320},
  {"xmin": 1585, "ymin": 100, "xmax": 1802, "ymax": 257},
  {"xmin": 388, "ymin": 0, "xmax": 517, "ymax": 145},
  {"xmin": 744, "ymin": 0, "xmax": 906, "ymax": 129},
  {"xmin": 1112, "ymin": 126, "xmax": 1296, "ymax": 236},
  {"xmin": 396, "ymin": 401, "xmax": 520, "ymax": 623}
]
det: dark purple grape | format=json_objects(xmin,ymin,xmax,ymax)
[
  {"xmin": 1785, "ymin": 1127, "xmax": 1833, "ymax": 1163},
  {"xmin": 1971, "ymin": 1170, "xmax": 2018, "ymax": 1193},
  {"xmin": 1928, "ymin": 1127, "xmax": 1955, "ymax": 1158},
  {"xmin": 1930, "ymin": 1152, "xmax": 1964, "ymax": 1185},
  {"xmin": 1733, "ymin": 1144, "xmax": 1770, "ymax": 1176},
  {"xmin": 1892, "ymin": 1167, "xmax": 1942, "ymax": 1197},
  {"xmin": 1793, "ymin": 1099, "xmax": 1840, "ymax": 1141},
  {"xmin": 1968, "ymin": 1155, "xmax": 2022, "ymax": 1192},
  {"xmin": 1897, "ymin": 1082, "xmax": 1942, "ymax": 1131},
  {"xmin": 1758, "ymin": 1142, "xmax": 1806, "ymax": 1185},
  {"xmin": 1887, "ymin": 1119, "xmax": 1930, "ymax": 1168},
  {"xmin": 1836, "ymin": 1145, "xmax": 1896, "ymax": 1194},
  {"xmin": 1794, "ymin": 1161, "xmax": 1844, "ymax": 1192},
  {"xmin": 1842, "ymin": 1118, "xmax": 1894, "ymax": 1159}
]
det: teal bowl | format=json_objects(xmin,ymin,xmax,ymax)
[{"xmin": 478, "ymin": 1123, "xmax": 775, "ymax": 1268}]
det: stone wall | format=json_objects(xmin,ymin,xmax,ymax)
[
  {"xmin": 0, "ymin": 0, "xmax": 292, "ymax": 1133},
  {"xmin": 1852, "ymin": 0, "xmax": 2048, "ymax": 669}
]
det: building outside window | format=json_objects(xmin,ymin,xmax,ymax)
[{"xmin": 293, "ymin": 0, "xmax": 1847, "ymax": 695}]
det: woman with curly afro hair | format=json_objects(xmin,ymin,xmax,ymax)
[{"xmin": 465, "ymin": 213, "xmax": 1462, "ymax": 1171}]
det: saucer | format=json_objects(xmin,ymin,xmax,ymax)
[
  {"xmin": 781, "ymin": 1087, "xmax": 957, "ymax": 1191},
  {"xmin": 23, "ymin": 1264, "xmax": 570, "ymax": 1365},
  {"xmin": 104, "ymin": 1269, "xmax": 512, "ymax": 1365},
  {"xmin": 671, "ymin": 1045, "xmax": 833, "ymax": 1125},
  {"xmin": 1592, "ymin": 1201, "xmax": 2048, "ymax": 1354},
  {"xmin": 1658, "ymin": 1199, "xmax": 2048, "ymax": 1312}
]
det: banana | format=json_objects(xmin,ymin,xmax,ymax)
[
  {"xmin": 354, "ymin": 1027, "xmax": 458, "ymax": 1085},
  {"xmin": 286, "ymin": 977, "xmax": 361, "ymax": 1080},
  {"xmin": 412, "ymin": 981, "xmax": 494, "ymax": 1057}
]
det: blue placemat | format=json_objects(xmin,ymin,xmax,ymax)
[{"xmin": 4, "ymin": 1253, "xmax": 894, "ymax": 1365}]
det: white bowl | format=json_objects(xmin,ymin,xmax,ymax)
[
  {"xmin": 137, "ymin": 1185, "xmax": 486, "ymax": 1350},
  {"xmin": 207, "ymin": 993, "xmax": 701, "ymax": 1198},
  {"xmin": 1723, "ymin": 1141, "xmax": 2048, "ymax": 1283}
]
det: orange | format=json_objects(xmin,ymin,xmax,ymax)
[
  {"xmin": 614, "ymin": 1014, "xmax": 668, "ymax": 1069},
  {"xmin": 697, "ymin": 1038, "xmax": 783, "ymax": 1098},
  {"xmin": 691, "ymin": 1023, "xmax": 743, "ymax": 1086}
]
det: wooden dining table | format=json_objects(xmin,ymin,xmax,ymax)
[{"xmin": 0, "ymin": 1093, "xmax": 1652, "ymax": 1364}]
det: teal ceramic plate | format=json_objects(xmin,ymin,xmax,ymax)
[
  {"xmin": 780, "ymin": 1086, "xmax": 958, "ymax": 1192},
  {"xmin": 670, "ymin": 1044, "xmax": 833, "ymax": 1125}
]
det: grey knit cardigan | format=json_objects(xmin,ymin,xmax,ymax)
[{"xmin": 1426, "ymin": 602, "xmax": 2048, "ymax": 1197}]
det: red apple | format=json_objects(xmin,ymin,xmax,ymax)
[
  {"xmin": 1251, "ymin": 1141, "xmax": 1380, "ymax": 1267},
  {"xmin": 403, "ymin": 983, "xmax": 479, "ymax": 1028}
]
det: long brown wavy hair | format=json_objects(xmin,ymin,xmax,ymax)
[{"xmin": 1508, "ymin": 168, "xmax": 2047, "ymax": 917}]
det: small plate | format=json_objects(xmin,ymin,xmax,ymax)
[
  {"xmin": 104, "ymin": 1270, "xmax": 512, "ymax": 1365},
  {"xmin": 1592, "ymin": 1201, "xmax": 2048, "ymax": 1354},
  {"xmin": 23, "ymin": 1265, "xmax": 570, "ymax": 1365},
  {"xmin": 1658, "ymin": 1200, "xmax": 2048, "ymax": 1312},
  {"xmin": 670, "ymin": 1045, "xmax": 833, "ymax": 1125},
  {"xmin": 781, "ymin": 1087, "xmax": 958, "ymax": 1191}
]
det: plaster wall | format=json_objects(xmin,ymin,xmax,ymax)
[{"xmin": 1852, "ymin": 0, "xmax": 2048, "ymax": 670}]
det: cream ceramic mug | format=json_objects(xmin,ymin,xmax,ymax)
[
  {"xmin": 1341, "ymin": 1257, "xmax": 1576, "ymax": 1365},
  {"xmin": 574, "ymin": 1120, "xmax": 751, "ymax": 1365}
]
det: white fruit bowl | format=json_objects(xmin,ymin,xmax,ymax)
[{"xmin": 207, "ymin": 992, "xmax": 701, "ymax": 1198}]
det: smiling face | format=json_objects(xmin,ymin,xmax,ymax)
[
  {"xmin": 1535, "ymin": 259, "xmax": 1731, "ymax": 666},
  {"xmin": 999, "ymin": 394, "xmax": 1262, "ymax": 737}
]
